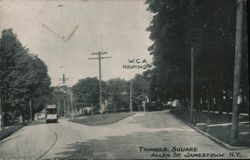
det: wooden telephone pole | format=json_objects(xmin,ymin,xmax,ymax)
[
  {"xmin": 231, "ymin": 0, "xmax": 245, "ymax": 144},
  {"xmin": 29, "ymin": 99, "xmax": 32, "ymax": 121},
  {"xmin": 88, "ymin": 51, "xmax": 111, "ymax": 112},
  {"xmin": 59, "ymin": 74, "xmax": 69, "ymax": 117},
  {"xmin": 190, "ymin": 47, "xmax": 194, "ymax": 123},
  {"xmin": 129, "ymin": 80, "xmax": 133, "ymax": 112}
]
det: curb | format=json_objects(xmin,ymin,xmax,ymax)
[
  {"xmin": 185, "ymin": 122, "xmax": 248, "ymax": 151},
  {"xmin": 171, "ymin": 113, "xmax": 248, "ymax": 151},
  {"xmin": 69, "ymin": 112, "xmax": 136, "ymax": 126}
]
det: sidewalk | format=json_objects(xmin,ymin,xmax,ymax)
[{"xmin": 171, "ymin": 110, "xmax": 250, "ymax": 148}]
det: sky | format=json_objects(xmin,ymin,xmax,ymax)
[{"xmin": 0, "ymin": 0, "xmax": 153, "ymax": 86}]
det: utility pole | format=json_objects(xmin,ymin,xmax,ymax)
[
  {"xmin": 57, "ymin": 91, "xmax": 60, "ymax": 116},
  {"xmin": 88, "ymin": 51, "xmax": 111, "ymax": 112},
  {"xmin": 0, "ymin": 98, "xmax": 4, "ymax": 130},
  {"xmin": 129, "ymin": 80, "xmax": 133, "ymax": 112},
  {"xmin": 29, "ymin": 99, "xmax": 32, "ymax": 121},
  {"xmin": 190, "ymin": 47, "xmax": 194, "ymax": 123},
  {"xmin": 59, "ymin": 74, "xmax": 69, "ymax": 117},
  {"xmin": 231, "ymin": 0, "xmax": 245, "ymax": 144},
  {"xmin": 70, "ymin": 91, "xmax": 73, "ymax": 118}
]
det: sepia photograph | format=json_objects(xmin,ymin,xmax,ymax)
[{"xmin": 0, "ymin": 0, "xmax": 249, "ymax": 159}]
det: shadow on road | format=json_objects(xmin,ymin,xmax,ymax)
[
  {"xmin": 26, "ymin": 120, "xmax": 60, "ymax": 126},
  {"xmin": 43, "ymin": 111, "xmax": 249, "ymax": 159},
  {"xmin": 0, "ymin": 135, "xmax": 21, "ymax": 144},
  {"xmin": 45, "ymin": 131, "xmax": 175, "ymax": 159}
]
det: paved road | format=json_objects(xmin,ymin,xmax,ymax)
[{"xmin": 0, "ymin": 111, "xmax": 249, "ymax": 159}]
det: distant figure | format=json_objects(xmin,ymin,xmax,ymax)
[
  {"xmin": 142, "ymin": 101, "xmax": 146, "ymax": 112},
  {"xmin": 34, "ymin": 114, "xmax": 38, "ymax": 121},
  {"xmin": 237, "ymin": 89, "xmax": 243, "ymax": 116},
  {"xmin": 19, "ymin": 115, "xmax": 23, "ymax": 124}
]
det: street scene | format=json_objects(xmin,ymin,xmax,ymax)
[
  {"xmin": 0, "ymin": 0, "xmax": 249, "ymax": 159},
  {"xmin": 1, "ymin": 111, "xmax": 249, "ymax": 159}
]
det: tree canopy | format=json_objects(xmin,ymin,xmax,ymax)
[
  {"xmin": 0, "ymin": 28, "xmax": 51, "ymax": 120},
  {"xmin": 132, "ymin": 74, "xmax": 150, "ymax": 111},
  {"xmin": 105, "ymin": 78, "xmax": 130, "ymax": 112},
  {"xmin": 146, "ymin": 0, "xmax": 248, "ymax": 112},
  {"xmin": 72, "ymin": 77, "xmax": 101, "ymax": 110}
]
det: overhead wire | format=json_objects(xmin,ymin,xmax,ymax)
[
  {"xmin": 15, "ymin": 0, "xmax": 64, "ymax": 40},
  {"xmin": 0, "ymin": 3, "xmax": 38, "ymax": 28},
  {"xmin": 38, "ymin": 0, "xmax": 50, "ymax": 15},
  {"xmin": 63, "ymin": 25, "xmax": 79, "ymax": 42},
  {"xmin": 1, "ymin": 0, "xmax": 80, "ymax": 42}
]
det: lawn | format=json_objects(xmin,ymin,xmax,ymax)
[{"xmin": 70, "ymin": 112, "xmax": 135, "ymax": 126}]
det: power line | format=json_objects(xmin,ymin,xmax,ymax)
[
  {"xmin": 1, "ymin": 1, "xmax": 80, "ymax": 42},
  {"xmin": 38, "ymin": 0, "xmax": 50, "ymax": 15},
  {"xmin": 63, "ymin": 25, "xmax": 79, "ymax": 42}
]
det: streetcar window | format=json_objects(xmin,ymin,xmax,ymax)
[{"xmin": 46, "ymin": 109, "xmax": 57, "ymax": 114}]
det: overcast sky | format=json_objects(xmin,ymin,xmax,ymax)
[{"xmin": 0, "ymin": 0, "xmax": 153, "ymax": 86}]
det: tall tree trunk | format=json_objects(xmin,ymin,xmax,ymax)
[
  {"xmin": 0, "ymin": 98, "xmax": 5, "ymax": 129},
  {"xmin": 218, "ymin": 98, "xmax": 223, "ymax": 114}
]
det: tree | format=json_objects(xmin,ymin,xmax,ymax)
[
  {"xmin": 105, "ymin": 78, "xmax": 129, "ymax": 112},
  {"xmin": 146, "ymin": 0, "xmax": 248, "ymax": 113},
  {"xmin": 0, "ymin": 28, "xmax": 51, "ymax": 121},
  {"xmin": 22, "ymin": 54, "xmax": 51, "ymax": 117},
  {"xmin": 0, "ymin": 29, "xmax": 25, "ymax": 113},
  {"xmin": 146, "ymin": 0, "xmax": 191, "ymax": 105},
  {"xmin": 132, "ymin": 74, "xmax": 150, "ymax": 111},
  {"xmin": 72, "ymin": 77, "xmax": 101, "ymax": 111}
]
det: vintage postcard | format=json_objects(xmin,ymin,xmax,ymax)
[{"xmin": 0, "ymin": 0, "xmax": 249, "ymax": 159}]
